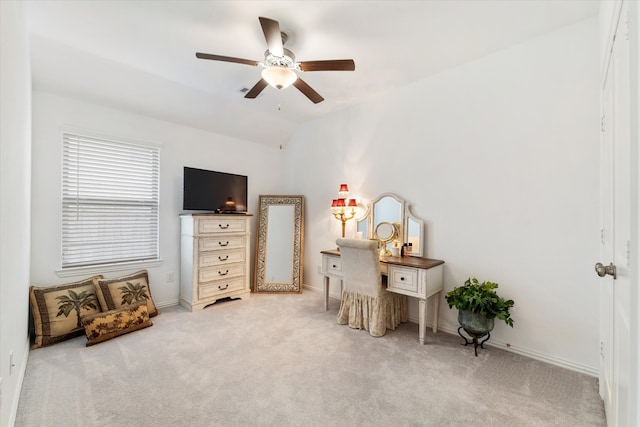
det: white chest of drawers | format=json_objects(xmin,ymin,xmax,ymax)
[{"xmin": 180, "ymin": 214, "xmax": 252, "ymax": 311}]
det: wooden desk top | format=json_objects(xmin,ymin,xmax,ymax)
[{"xmin": 321, "ymin": 249, "xmax": 444, "ymax": 270}]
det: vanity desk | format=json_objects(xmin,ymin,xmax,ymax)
[
  {"xmin": 321, "ymin": 192, "xmax": 444, "ymax": 345},
  {"xmin": 321, "ymin": 249, "xmax": 444, "ymax": 345}
]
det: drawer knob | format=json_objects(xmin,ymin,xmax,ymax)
[
  {"xmin": 400, "ymin": 277, "xmax": 405, "ymax": 281},
  {"xmin": 332, "ymin": 264, "xmax": 337, "ymax": 268},
  {"xmin": 218, "ymin": 284, "xmax": 229, "ymax": 290},
  {"xmin": 218, "ymin": 255, "xmax": 229, "ymax": 261},
  {"xmin": 218, "ymin": 269, "xmax": 229, "ymax": 276},
  {"xmin": 219, "ymin": 241, "xmax": 230, "ymax": 247},
  {"xmin": 219, "ymin": 224, "xmax": 230, "ymax": 229}
]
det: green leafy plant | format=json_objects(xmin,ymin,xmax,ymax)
[{"xmin": 445, "ymin": 277, "xmax": 515, "ymax": 327}]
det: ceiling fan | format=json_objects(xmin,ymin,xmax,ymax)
[{"xmin": 196, "ymin": 17, "xmax": 355, "ymax": 104}]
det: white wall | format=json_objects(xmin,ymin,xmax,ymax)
[
  {"xmin": 635, "ymin": 1, "xmax": 640, "ymax": 421},
  {"xmin": 635, "ymin": 2, "xmax": 640, "ymax": 422},
  {"xmin": 30, "ymin": 92, "xmax": 285, "ymax": 306},
  {"xmin": 285, "ymin": 18, "xmax": 600, "ymax": 374},
  {"xmin": 627, "ymin": 0, "xmax": 640, "ymax": 422},
  {"xmin": 0, "ymin": 1, "xmax": 32, "ymax": 425}
]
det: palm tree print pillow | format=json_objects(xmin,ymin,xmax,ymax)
[
  {"xmin": 29, "ymin": 275, "xmax": 103, "ymax": 349},
  {"xmin": 82, "ymin": 301, "xmax": 152, "ymax": 346},
  {"xmin": 94, "ymin": 270, "xmax": 158, "ymax": 317}
]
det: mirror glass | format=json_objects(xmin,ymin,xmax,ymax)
[
  {"xmin": 357, "ymin": 193, "xmax": 424, "ymax": 257},
  {"xmin": 356, "ymin": 217, "xmax": 368, "ymax": 239},
  {"xmin": 372, "ymin": 195, "xmax": 402, "ymax": 254},
  {"xmin": 255, "ymin": 195, "xmax": 304, "ymax": 293},
  {"xmin": 265, "ymin": 205, "xmax": 294, "ymax": 282},
  {"xmin": 375, "ymin": 222, "xmax": 396, "ymax": 241},
  {"xmin": 373, "ymin": 196, "xmax": 402, "ymax": 226},
  {"xmin": 407, "ymin": 217, "xmax": 421, "ymax": 255}
]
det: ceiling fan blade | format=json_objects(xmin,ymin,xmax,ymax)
[
  {"xmin": 293, "ymin": 78, "xmax": 324, "ymax": 104},
  {"xmin": 259, "ymin": 17, "xmax": 283, "ymax": 57},
  {"xmin": 244, "ymin": 79, "xmax": 269, "ymax": 99},
  {"xmin": 195, "ymin": 52, "xmax": 259, "ymax": 67},
  {"xmin": 298, "ymin": 60, "xmax": 356, "ymax": 72}
]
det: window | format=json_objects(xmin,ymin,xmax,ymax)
[{"xmin": 62, "ymin": 133, "xmax": 160, "ymax": 268}]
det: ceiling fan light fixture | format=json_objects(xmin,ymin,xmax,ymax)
[
  {"xmin": 196, "ymin": 17, "xmax": 354, "ymax": 103},
  {"xmin": 261, "ymin": 66, "xmax": 297, "ymax": 90}
]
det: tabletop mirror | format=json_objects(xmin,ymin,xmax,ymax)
[
  {"xmin": 356, "ymin": 193, "xmax": 424, "ymax": 257},
  {"xmin": 254, "ymin": 195, "xmax": 304, "ymax": 293}
]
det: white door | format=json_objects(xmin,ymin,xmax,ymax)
[{"xmin": 598, "ymin": 2, "xmax": 633, "ymax": 425}]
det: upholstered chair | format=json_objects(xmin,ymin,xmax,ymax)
[{"xmin": 336, "ymin": 238, "xmax": 408, "ymax": 337}]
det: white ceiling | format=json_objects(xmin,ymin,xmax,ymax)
[{"xmin": 24, "ymin": 0, "xmax": 599, "ymax": 147}]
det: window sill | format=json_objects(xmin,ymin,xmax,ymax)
[{"xmin": 56, "ymin": 259, "xmax": 164, "ymax": 278}]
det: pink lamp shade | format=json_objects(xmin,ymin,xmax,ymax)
[
  {"xmin": 331, "ymin": 199, "xmax": 339, "ymax": 208},
  {"xmin": 339, "ymin": 184, "xmax": 349, "ymax": 193},
  {"xmin": 347, "ymin": 199, "xmax": 357, "ymax": 207},
  {"xmin": 336, "ymin": 198, "xmax": 346, "ymax": 207}
]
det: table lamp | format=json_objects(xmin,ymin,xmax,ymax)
[{"xmin": 331, "ymin": 184, "xmax": 357, "ymax": 238}]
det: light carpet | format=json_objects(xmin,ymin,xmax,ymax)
[{"xmin": 15, "ymin": 291, "xmax": 606, "ymax": 426}]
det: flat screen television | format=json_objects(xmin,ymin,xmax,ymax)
[{"xmin": 183, "ymin": 167, "xmax": 248, "ymax": 213}]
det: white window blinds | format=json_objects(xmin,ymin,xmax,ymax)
[{"xmin": 62, "ymin": 133, "xmax": 160, "ymax": 268}]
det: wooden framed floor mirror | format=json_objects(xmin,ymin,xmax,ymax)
[{"xmin": 254, "ymin": 195, "xmax": 304, "ymax": 293}]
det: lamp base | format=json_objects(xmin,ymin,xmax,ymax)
[{"xmin": 379, "ymin": 247, "xmax": 392, "ymax": 257}]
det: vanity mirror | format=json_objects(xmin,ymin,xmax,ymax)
[
  {"xmin": 374, "ymin": 222, "xmax": 398, "ymax": 257},
  {"xmin": 356, "ymin": 193, "xmax": 424, "ymax": 257},
  {"xmin": 254, "ymin": 195, "xmax": 304, "ymax": 293}
]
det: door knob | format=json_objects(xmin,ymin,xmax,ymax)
[{"xmin": 595, "ymin": 262, "xmax": 617, "ymax": 279}]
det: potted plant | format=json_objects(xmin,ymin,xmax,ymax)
[{"xmin": 445, "ymin": 277, "xmax": 514, "ymax": 355}]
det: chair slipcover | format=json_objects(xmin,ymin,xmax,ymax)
[{"xmin": 336, "ymin": 238, "xmax": 408, "ymax": 337}]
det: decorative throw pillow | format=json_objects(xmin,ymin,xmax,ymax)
[
  {"xmin": 29, "ymin": 275, "xmax": 103, "ymax": 349},
  {"xmin": 81, "ymin": 301, "xmax": 152, "ymax": 346},
  {"xmin": 94, "ymin": 270, "xmax": 158, "ymax": 317}
]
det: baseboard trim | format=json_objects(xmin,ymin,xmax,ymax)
[
  {"xmin": 305, "ymin": 283, "xmax": 597, "ymax": 378},
  {"xmin": 156, "ymin": 299, "xmax": 180, "ymax": 309},
  {"xmin": 302, "ymin": 284, "xmax": 324, "ymax": 295},
  {"xmin": 8, "ymin": 337, "xmax": 30, "ymax": 426},
  {"xmin": 416, "ymin": 318, "xmax": 598, "ymax": 378}
]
